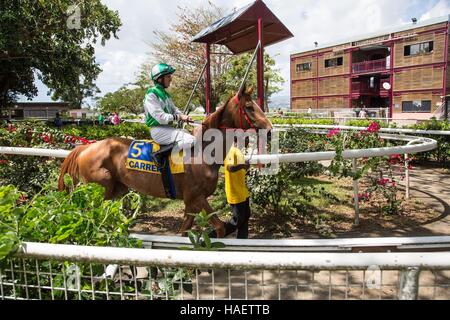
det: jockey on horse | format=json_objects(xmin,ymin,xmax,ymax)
[
  {"xmin": 144, "ymin": 63, "xmax": 195, "ymax": 196},
  {"xmin": 144, "ymin": 63, "xmax": 194, "ymax": 165}
]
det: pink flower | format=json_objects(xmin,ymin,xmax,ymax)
[
  {"xmin": 389, "ymin": 154, "xmax": 403, "ymax": 164},
  {"xmin": 7, "ymin": 124, "xmax": 16, "ymax": 132},
  {"xmin": 42, "ymin": 135, "xmax": 50, "ymax": 143},
  {"xmin": 378, "ymin": 178, "xmax": 390, "ymax": 186},
  {"xmin": 367, "ymin": 122, "xmax": 381, "ymax": 133},
  {"xmin": 358, "ymin": 193, "xmax": 370, "ymax": 201},
  {"xmin": 327, "ymin": 128, "xmax": 341, "ymax": 138}
]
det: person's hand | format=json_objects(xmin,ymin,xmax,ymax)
[{"xmin": 178, "ymin": 114, "xmax": 193, "ymax": 123}]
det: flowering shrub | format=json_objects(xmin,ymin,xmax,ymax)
[
  {"xmin": 327, "ymin": 122, "xmax": 410, "ymax": 215},
  {"xmin": 327, "ymin": 122, "xmax": 386, "ymax": 180}
]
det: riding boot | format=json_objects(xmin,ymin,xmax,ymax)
[
  {"xmin": 152, "ymin": 143, "xmax": 175, "ymax": 167},
  {"xmin": 152, "ymin": 143, "xmax": 176, "ymax": 199}
]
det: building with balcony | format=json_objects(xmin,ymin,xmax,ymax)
[{"xmin": 290, "ymin": 15, "xmax": 450, "ymax": 119}]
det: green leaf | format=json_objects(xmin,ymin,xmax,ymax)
[{"xmin": 210, "ymin": 242, "xmax": 226, "ymax": 249}]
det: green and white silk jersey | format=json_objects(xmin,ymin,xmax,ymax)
[{"xmin": 143, "ymin": 83, "xmax": 181, "ymax": 127}]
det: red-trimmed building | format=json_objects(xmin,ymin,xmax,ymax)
[{"xmin": 290, "ymin": 15, "xmax": 450, "ymax": 119}]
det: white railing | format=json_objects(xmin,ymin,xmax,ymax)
[{"xmin": 1, "ymin": 242, "xmax": 449, "ymax": 300}]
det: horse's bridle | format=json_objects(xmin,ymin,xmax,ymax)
[{"xmin": 218, "ymin": 95, "xmax": 257, "ymax": 131}]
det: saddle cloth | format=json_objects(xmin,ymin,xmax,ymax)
[{"xmin": 125, "ymin": 140, "xmax": 184, "ymax": 174}]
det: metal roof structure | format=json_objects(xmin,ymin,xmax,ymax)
[
  {"xmin": 192, "ymin": 0, "xmax": 293, "ymax": 54},
  {"xmin": 191, "ymin": 0, "xmax": 293, "ymax": 114}
]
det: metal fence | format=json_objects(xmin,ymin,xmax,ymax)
[{"xmin": 1, "ymin": 243, "xmax": 450, "ymax": 300}]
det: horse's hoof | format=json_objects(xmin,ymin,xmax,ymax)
[{"xmin": 216, "ymin": 227, "xmax": 226, "ymax": 238}]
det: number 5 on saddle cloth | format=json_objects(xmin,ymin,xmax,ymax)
[{"xmin": 125, "ymin": 140, "xmax": 184, "ymax": 199}]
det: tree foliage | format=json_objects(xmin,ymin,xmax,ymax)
[
  {"xmin": 0, "ymin": 0, "xmax": 121, "ymax": 109},
  {"xmin": 95, "ymin": 85, "xmax": 146, "ymax": 115}
]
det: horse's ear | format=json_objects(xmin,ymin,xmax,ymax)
[
  {"xmin": 245, "ymin": 86, "xmax": 254, "ymax": 96},
  {"xmin": 237, "ymin": 84, "xmax": 245, "ymax": 99}
]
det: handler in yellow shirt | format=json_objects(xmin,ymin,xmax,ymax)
[{"xmin": 210, "ymin": 141, "xmax": 251, "ymax": 239}]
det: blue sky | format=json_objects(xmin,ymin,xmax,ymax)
[{"xmin": 23, "ymin": 0, "xmax": 450, "ymax": 105}]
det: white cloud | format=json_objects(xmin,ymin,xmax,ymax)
[{"xmin": 420, "ymin": 0, "xmax": 450, "ymax": 20}]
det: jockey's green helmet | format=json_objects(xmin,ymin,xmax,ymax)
[{"xmin": 151, "ymin": 63, "xmax": 176, "ymax": 81}]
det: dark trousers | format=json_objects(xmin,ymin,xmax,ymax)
[{"xmin": 210, "ymin": 198, "xmax": 251, "ymax": 239}]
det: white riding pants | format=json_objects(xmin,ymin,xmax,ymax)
[{"xmin": 150, "ymin": 126, "xmax": 196, "ymax": 152}]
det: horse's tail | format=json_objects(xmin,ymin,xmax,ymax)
[{"xmin": 58, "ymin": 145, "xmax": 90, "ymax": 191}]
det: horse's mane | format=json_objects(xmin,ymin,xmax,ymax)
[{"xmin": 201, "ymin": 95, "xmax": 234, "ymax": 130}]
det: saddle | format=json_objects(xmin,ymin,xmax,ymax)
[{"xmin": 126, "ymin": 140, "xmax": 184, "ymax": 199}]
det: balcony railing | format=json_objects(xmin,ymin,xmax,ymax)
[
  {"xmin": 352, "ymin": 59, "xmax": 387, "ymax": 74},
  {"xmin": 352, "ymin": 81, "xmax": 390, "ymax": 97}
]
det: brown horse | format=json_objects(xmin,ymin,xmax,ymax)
[{"xmin": 58, "ymin": 87, "xmax": 273, "ymax": 237}]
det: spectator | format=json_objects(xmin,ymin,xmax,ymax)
[
  {"xmin": 98, "ymin": 113, "xmax": 105, "ymax": 125},
  {"xmin": 54, "ymin": 112, "xmax": 63, "ymax": 130},
  {"xmin": 359, "ymin": 108, "xmax": 368, "ymax": 119},
  {"xmin": 112, "ymin": 112, "xmax": 121, "ymax": 125},
  {"xmin": 106, "ymin": 113, "xmax": 113, "ymax": 125},
  {"xmin": 6, "ymin": 120, "xmax": 16, "ymax": 132}
]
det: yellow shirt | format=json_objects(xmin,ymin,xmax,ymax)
[{"xmin": 224, "ymin": 146, "xmax": 249, "ymax": 205}]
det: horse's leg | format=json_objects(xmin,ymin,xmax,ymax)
[
  {"xmin": 178, "ymin": 214, "xmax": 195, "ymax": 237},
  {"xmin": 111, "ymin": 182, "xmax": 129, "ymax": 199},
  {"xmin": 79, "ymin": 164, "xmax": 117, "ymax": 200},
  {"xmin": 181, "ymin": 196, "xmax": 225, "ymax": 238}
]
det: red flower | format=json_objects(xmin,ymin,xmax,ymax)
[
  {"xmin": 367, "ymin": 122, "xmax": 381, "ymax": 133},
  {"xmin": 7, "ymin": 124, "xmax": 16, "ymax": 132},
  {"xmin": 42, "ymin": 135, "xmax": 50, "ymax": 143},
  {"xmin": 17, "ymin": 194, "xmax": 28, "ymax": 204},
  {"xmin": 0, "ymin": 160, "xmax": 9, "ymax": 165},
  {"xmin": 358, "ymin": 193, "xmax": 370, "ymax": 201},
  {"xmin": 327, "ymin": 128, "xmax": 341, "ymax": 138},
  {"xmin": 378, "ymin": 178, "xmax": 390, "ymax": 186},
  {"xmin": 389, "ymin": 154, "xmax": 403, "ymax": 165}
]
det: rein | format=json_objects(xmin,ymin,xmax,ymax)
[{"xmin": 218, "ymin": 95, "xmax": 256, "ymax": 131}]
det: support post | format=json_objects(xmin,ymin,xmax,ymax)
[
  {"xmin": 405, "ymin": 154, "xmax": 410, "ymax": 200},
  {"xmin": 389, "ymin": 38, "xmax": 395, "ymax": 119},
  {"xmin": 348, "ymin": 49, "xmax": 353, "ymax": 108},
  {"xmin": 257, "ymin": 18, "xmax": 264, "ymax": 111},
  {"xmin": 205, "ymin": 44, "xmax": 211, "ymax": 115},
  {"xmin": 442, "ymin": 22, "xmax": 449, "ymax": 111},
  {"xmin": 398, "ymin": 267, "xmax": 420, "ymax": 300},
  {"xmin": 445, "ymin": 96, "xmax": 449, "ymax": 121},
  {"xmin": 352, "ymin": 158, "xmax": 360, "ymax": 226}
]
